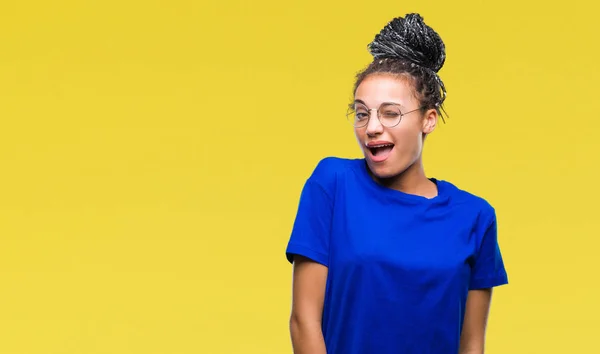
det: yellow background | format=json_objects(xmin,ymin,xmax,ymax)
[{"xmin": 1, "ymin": 0, "xmax": 598, "ymax": 353}]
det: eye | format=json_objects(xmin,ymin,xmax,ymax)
[
  {"xmin": 381, "ymin": 111, "xmax": 401, "ymax": 119},
  {"xmin": 380, "ymin": 104, "xmax": 402, "ymax": 119},
  {"xmin": 354, "ymin": 106, "xmax": 369, "ymax": 120},
  {"xmin": 356, "ymin": 112, "xmax": 369, "ymax": 120}
]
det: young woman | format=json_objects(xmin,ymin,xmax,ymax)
[{"xmin": 285, "ymin": 13, "xmax": 508, "ymax": 354}]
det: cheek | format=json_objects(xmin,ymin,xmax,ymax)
[
  {"xmin": 392, "ymin": 128, "xmax": 422, "ymax": 155},
  {"xmin": 354, "ymin": 128, "xmax": 365, "ymax": 144}
]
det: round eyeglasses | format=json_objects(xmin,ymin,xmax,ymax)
[{"xmin": 346, "ymin": 102, "xmax": 423, "ymax": 128}]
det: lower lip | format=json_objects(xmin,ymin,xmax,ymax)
[{"xmin": 367, "ymin": 146, "xmax": 394, "ymax": 163}]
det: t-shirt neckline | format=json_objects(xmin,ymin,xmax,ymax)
[{"xmin": 354, "ymin": 158, "xmax": 451, "ymax": 204}]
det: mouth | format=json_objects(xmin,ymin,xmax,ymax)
[{"xmin": 366, "ymin": 142, "xmax": 395, "ymax": 162}]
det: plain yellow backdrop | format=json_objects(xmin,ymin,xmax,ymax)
[{"xmin": 1, "ymin": 0, "xmax": 599, "ymax": 353}]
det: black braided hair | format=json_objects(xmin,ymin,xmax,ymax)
[{"xmin": 353, "ymin": 13, "xmax": 448, "ymax": 122}]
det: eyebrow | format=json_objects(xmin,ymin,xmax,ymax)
[{"xmin": 353, "ymin": 99, "xmax": 405, "ymax": 108}]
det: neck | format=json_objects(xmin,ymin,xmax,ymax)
[{"xmin": 373, "ymin": 157, "xmax": 438, "ymax": 198}]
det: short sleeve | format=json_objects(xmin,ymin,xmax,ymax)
[
  {"xmin": 469, "ymin": 212, "xmax": 509, "ymax": 290},
  {"xmin": 285, "ymin": 178, "xmax": 333, "ymax": 267}
]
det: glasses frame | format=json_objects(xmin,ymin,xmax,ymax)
[{"xmin": 346, "ymin": 102, "xmax": 424, "ymax": 128}]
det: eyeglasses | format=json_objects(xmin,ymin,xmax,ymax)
[{"xmin": 346, "ymin": 102, "xmax": 423, "ymax": 128}]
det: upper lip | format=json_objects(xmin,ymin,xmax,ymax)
[{"xmin": 366, "ymin": 140, "xmax": 394, "ymax": 148}]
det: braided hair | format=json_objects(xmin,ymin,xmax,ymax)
[{"xmin": 353, "ymin": 14, "xmax": 448, "ymax": 122}]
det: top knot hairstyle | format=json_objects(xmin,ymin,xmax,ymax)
[{"xmin": 353, "ymin": 13, "xmax": 448, "ymax": 122}]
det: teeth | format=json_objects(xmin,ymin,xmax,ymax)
[{"xmin": 369, "ymin": 144, "xmax": 393, "ymax": 148}]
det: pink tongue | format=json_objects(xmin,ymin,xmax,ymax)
[{"xmin": 374, "ymin": 146, "xmax": 393, "ymax": 156}]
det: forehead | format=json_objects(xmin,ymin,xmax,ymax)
[{"xmin": 354, "ymin": 74, "xmax": 416, "ymax": 107}]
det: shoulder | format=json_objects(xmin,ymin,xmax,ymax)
[
  {"xmin": 310, "ymin": 156, "xmax": 356, "ymax": 179},
  {"xmin": 306, "ymin": 156, "xmax": 358, "ymax": 193},
  {"xmin": 440, "ymin": 180, "xmax": 496, "ymax": 224}
]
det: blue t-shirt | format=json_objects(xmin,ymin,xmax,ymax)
[{"xmin": 285, "ymin": 157, "xmax": 508, "ymax": 354}]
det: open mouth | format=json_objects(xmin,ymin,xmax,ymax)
[{"xmin": 368, "ymin": 143, "xmax": 395, "ymax": 157}]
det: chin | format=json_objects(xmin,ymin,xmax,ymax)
[{"xmin": 366, "ymin": 160, "xmax": 403, "ymax": 180}]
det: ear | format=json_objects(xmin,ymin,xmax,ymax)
[{"xmin": 422, "ymin": 108, "xmax": 438, "ymax": 134}]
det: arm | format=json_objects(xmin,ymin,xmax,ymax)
[
  {"xmin": 461, "ymin": 206, "xmax": 508, "ymax": 353},
  {"xmin": 459, "ymin": 288, "xmax": 493, "ymax": 354},
  {"xmin": 289, "ymin": 255, "xmax": 328, "ymax": 354}
]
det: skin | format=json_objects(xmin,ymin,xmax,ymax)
[
  {"xmin": 289, "ymin": 256, "xmax": 328, "ymax": 354},
  {"xmin": 290, "ymin": 73, "xmax": 493, "ymax": 354}
]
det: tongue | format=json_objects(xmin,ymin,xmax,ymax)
[{"xmin": 374, "ymin": 146, "xmax": 393, "ymax": 156}]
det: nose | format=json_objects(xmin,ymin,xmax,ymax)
[{"xmin": 365, "ymin": 109, "xmax": 383, "ymax": 136}]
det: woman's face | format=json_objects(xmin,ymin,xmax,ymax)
[{"xmin": 353, "ymin": 74, "xmax": 437, "ymax": 179}]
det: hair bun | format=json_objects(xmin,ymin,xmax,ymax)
[{"xmin": 368, "ymin": 13, "xmax": 446, "ymax": 73}]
